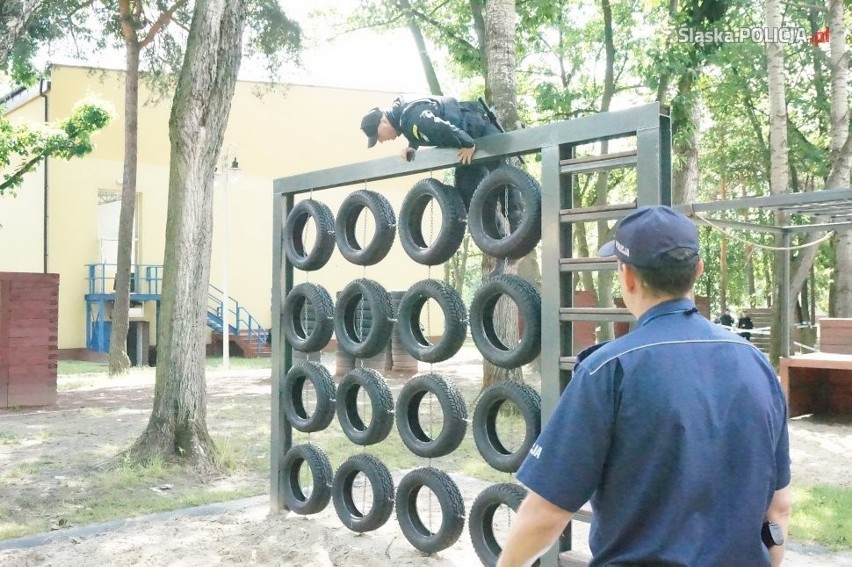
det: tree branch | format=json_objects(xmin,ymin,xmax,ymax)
[
  {"xmin": 1, "ymin": 154, "xmax": 44, "ymax": 193},
  {"xmin": 140, "ymin": 0, "xmax": 187, "ymax": 48},
  {"xmin": 407, "ymin": 5, "xmax": 478, "ymax": 54}
]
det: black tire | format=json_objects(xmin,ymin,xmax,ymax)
[
  {"xmin": 395, "ymin": 468, "xmax": 465, "ymax": 554},
  {"xmin": 396, "ymin": 279, "xmax": 468, "ymax": 363},
  {"xmin": 283, "ymin": 199, "xmax": 336, "ymax": 271},
  {"xmin": 332, "ymin": 454, "xmax": 395, "ymax": 533},
  {"xmin": 469, "ymin": 483, "xmax": 529, "ymax": 567},
  {"xmin": 334, "ymin": 279, "xmax": 394, "ymax": 359},
  {"xmin": 280, "ymin": 443, "xmax": 333, "ymax": 515},
  {"xmin": 472, "ymin": 381, "xmax": 541, "ymax": 473},
  {"xmin": 335, "ymin": 189, "xmax": 397, "ymax": 266},
  {"xmin": 395, "ymin": 374, "xmax": 468, "ymax": 459},
  {"xmin": 470, "ymin": 275, "xmax": 541, "ymax": 368},
  {"xmin": 282, "ymin": 283, "xmax": 335, "ymax": 352},
  {"xmin": 468, "ymin": 165, "xmax": 541, "ymax": 259},
  {"xmin": 398, "ymin": 178, "xmax": 467, "ymax": 265},
  {"xmin": 281, "ymin": 362, "xmax": 336, "ymax": 433},
  {"xmin": 336, "ymin": 368, "xmax": 395, "ymax": 446}
]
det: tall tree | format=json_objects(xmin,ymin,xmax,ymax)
[
  {"xmin": 485, "ymin": 0, "xmax": 519, "ymax": 131},
  {"xmin": 108, "ymin": 0, "xmax": 188, "ymax": 376},
  {"xmin": 481, "ymin": 0, "xmax": 523, "ymax": 388},
  {"xmin": 765, "ymin": 0, "xmax": 791, "ymax": 365},
  {"xmin": 398, "ymin": 0, "xmax": 443, "ymax": 95},
  {"xmin": 826, "ymin": 0, "xmax": 851, "ymax": 316},
  {"xmin": 594, "ymin": 0, "xmax": 616, "ymax": 340},
  {"xmin": 652, "ymin": 0, "xmax": 730, "ymax": 205},
  {"xmin": 127, "ymin": 0, "xmax": 245, "ymax": 467}
]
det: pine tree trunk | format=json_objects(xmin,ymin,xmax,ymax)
[
  {"xmin": 827, "ymin": 0, "xmax": 852, "ymax": 316},
  {"xmin": 108, "ymin": 32, "xmax": 141, "ymax": 376},
  {"xmin": 469, "ymin": 0, "xmax": 487, "ymax": 83},
  {"xmin": 482, "ymin": 0, "xmax": 522, "ymax": 389},
  {"xmin": 766, "ymin": 0, "xmax": 790, "ymax": 366},
  {"xmin": 128, "ymin": 0, "xmax": 246, "ymax": 468},
  {"xmin": 398, "ymin": 0, "xmax": 442, "ymax": 96},
  {"xmin": 594, "ymin": 0, "xmax": 616, "ymax": 341},
  {"xmin": 672, "ymin": 78, "xmax": 700, "ymax": 206}
]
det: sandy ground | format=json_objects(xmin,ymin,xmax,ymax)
[{"xmin": 1, "ymin": 348, "xmax": 851, "ymax": 566}]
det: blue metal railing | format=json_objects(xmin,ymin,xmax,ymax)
[
  {"xmin": 86, "ymin": 263, "xmax": 268, "ymax": 355},
  {"xmin": 86, "ymin": 263, "xmax": 164, "ymax": 296},
  {"xmin": 208, "ymin": 284, "xmax": 269, "ymax": 350}
]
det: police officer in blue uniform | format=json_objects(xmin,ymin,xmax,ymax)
[
  {"xmin": 360, "ymin": 95, "xmax": 502, "ymax": 209},
  {"xmin": 498, "ymin": 206, "xmax": 791, "ymax": 567}
]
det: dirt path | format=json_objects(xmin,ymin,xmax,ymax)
[{"xmin": 1, "ymin": 350, "xmax": 851, "ymax": 566}]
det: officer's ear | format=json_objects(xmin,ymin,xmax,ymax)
[
  {"xmin": 618, "ymin": 261, "xmax": 639, "ymax": 293},
  {"xmin": 380, "ymin": 115, "xmax": 397, "ymax": 132}
]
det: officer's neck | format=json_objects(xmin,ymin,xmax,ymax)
[{"xmin": 623, "ymin": 288, "xmax": 685, "ymax": 320}]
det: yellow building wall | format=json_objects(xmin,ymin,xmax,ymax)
[
  {"xmin": 6, "ymin": 64, "xmax": 448, "ymax": 353},
  {"xmin": 0, "ymin": 94, "xmax": 47, "ymax": 273}
]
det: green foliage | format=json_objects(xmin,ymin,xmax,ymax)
[
  {"xmin": 3, "ymin": 0, "xmax": 302, "ymax": 99},
  {"xmin": 2, "ymin": 0, "xmax": 82, "ymax": 84},
  {"xmin": 1, "ymin": 97, "xmax": 113, "ymax": 195}
]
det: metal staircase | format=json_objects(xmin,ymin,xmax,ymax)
[
  {"xmin": 207, "ymin": 284, "xmax": 270, "ymax": 358},
  {"xmin": 85, "ymin": 263, "xmax": 269, "ymax": 357}
]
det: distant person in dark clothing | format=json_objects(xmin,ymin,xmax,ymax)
[
  {"xmin": 719, "ymin": 309, "xmax": 735, "ymax": 329},
  {"xmin": 360, "ymin": 95, "xmax": 502, "ymax": 209},
  {"xmin": 738, "ymin": 312, "xmax": 754, "ymax": 342}
]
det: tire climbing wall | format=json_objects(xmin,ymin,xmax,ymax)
[{"xmin": 271, "ymin": 103, "xmax": 672, "ymax": 567}]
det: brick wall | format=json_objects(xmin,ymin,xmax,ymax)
[{"xmin": 0, "ymin": 272, "xmax": 59, "ymax": 408}]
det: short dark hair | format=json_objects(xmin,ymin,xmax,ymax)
[{"xmin": 631, "ymin": 248, "xmax": 700, "ymax": 297}]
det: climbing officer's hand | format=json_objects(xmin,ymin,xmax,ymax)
[
  {"xmin": 458, "ymin": 146, "xmax": 476, "ymax": 165},
  {"xmin": 401, "ymin": 147, "xmax": 416, "ymax": 162}
]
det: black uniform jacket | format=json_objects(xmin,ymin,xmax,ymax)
[{"xmin": 385, "ymin": 96, "xmax": 480, "ymax": 150}]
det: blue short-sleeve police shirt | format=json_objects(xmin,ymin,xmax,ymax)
[{"xmin": 517, "ymin": 298, "xmax": 790, "ymax": 566}]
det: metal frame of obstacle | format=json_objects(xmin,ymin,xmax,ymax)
[{"xmin": 271, "ymin": 102, "xmax": 672, "ymax": 566}]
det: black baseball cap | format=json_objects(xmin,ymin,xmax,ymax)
[
  {"xmin": 598, "ymin": 205, "xmax": 699, "ymax": 268},
  {"xmin": 360, "ymin": 107, "xmax": 384, "ymax": 148}
]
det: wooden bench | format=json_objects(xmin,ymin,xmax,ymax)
[
  {"xmin": 780, "ymin": 353, "xmax": 852, "ymax": 417},
  {"xmin": 779, "ymin": 317, "xmax": 852, "ymax": 417}
]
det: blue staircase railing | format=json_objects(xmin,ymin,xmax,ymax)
[
  {"xmin": 86, "ymin": 263, "xmax": 164, "ymax": 298},
  {"xmin": 208, "ymin": 284, "xmax": 269, "ymax": 352},
  {"xmin": 85, "ymin": 263, "xmax": 268, "ymax": 355}
]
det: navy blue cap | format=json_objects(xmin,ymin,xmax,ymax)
[
  {"xmin": 360, "ymin": 107, "xmax": 384, "ymax": 148},
  {"xmin": 598, "ymin": 205, "xmax": 699, "ymax": 268}
]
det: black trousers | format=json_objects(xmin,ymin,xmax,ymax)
[{"xmin": 454, "ymin": 107, "xmax": 503, "ymax": 210}]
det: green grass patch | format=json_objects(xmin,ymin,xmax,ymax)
[
  {"xmin": 206, "ymin": 357, "xmax": 271, "ymax": 370},
  {"xmin": 57, "ymin": 360, "xmax": 109, "ymax": 375},
  {"xmin": 0, "ymin": 431, "xmax": 22, "ymax": 445},
  {"xmin": 1, "ymin": 461, "xmax": 44, "ymax": 480},
  {"xmin": 791, "ymin": 484, "xmax": 852, "ymax": 550},
  {"xmin": 52, "ymin": 484, "xmax": 263, "ymax": 534},
  {"xmin": 58, "ymin": 356, "xmax": 271, "ymax": 377},
  {"xmin": 0, "ymin": 455, "xmax": 266, "ymax": 542}
]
